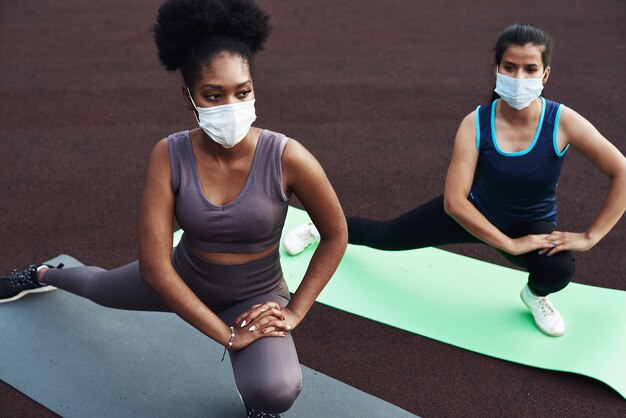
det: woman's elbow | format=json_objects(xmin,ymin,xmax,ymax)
[
  {"xmin": 138, "ymin": 259, "xmax": 155, "ymax": 286},
  {"xmin": 443, "ymin": 195, "xmax": 456, "ymax": 217},
  {"xmin": 321, "ymin": 220, "xmax": 348, "ymax": 252},
  {"xmin": 337, "ymin": 224, "xmax": 349, "ymax": 252},
  {"xmin": 138, "ymin": 257, "xmax": 166, "ymax": 287},
  {"xmin": 443, "ymin": 193, "xmax": 466, "ymax": 219}
]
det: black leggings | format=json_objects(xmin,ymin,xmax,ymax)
[{"xmin": 347, "ymin": 195, "xmax": 575, "ymax": 296}]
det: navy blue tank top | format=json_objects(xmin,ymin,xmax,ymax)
[
  {"xmin": 469, "ymin": 97, "xmax": 568, "ymax": 229},
  {"xmin": 168, "ymin": 130, "xmax": 291, "ymax": 253}
]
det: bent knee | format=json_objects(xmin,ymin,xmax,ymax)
[
  {"xmin": 550, "ymin": 252, "xmax": 576, "ymax": 282},
  {"xmin": 239, "ymin": 373, "xmax": 302, "ymax": 413},
  {"xmin": 531, "ymin": 252, "xmax": 576, "ymax": 295}
]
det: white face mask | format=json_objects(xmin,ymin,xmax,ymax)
[
  {"xmin": 187, "ymin": 88, "xmax": 257, "ymax": 148},
  {"xmin": 494, "ymin": 68, "xmax": 546, "ymax": 110}
]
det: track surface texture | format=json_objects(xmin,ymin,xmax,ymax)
[{"xmin": 1, "ymin": 0, "xmax": 625, "ymax": 416}]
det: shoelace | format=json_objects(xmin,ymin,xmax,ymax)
[
  {"xmin": 537, "ymin": 297, "xmax": 555, "ymax": 316},
  {"xmin": 247, "ymin": 410, "xmax": 279, "ymax": 418},
  {"xmin": 5, "ymin": 266, "xmax": 37, "ymax": 290},
  {"xmin": 4, "ymin": 263, "xmax": 64, "ymax": 291},
  {"xmin": 296, "ymin": 229, "xmax": 316, "ymax": 243}
]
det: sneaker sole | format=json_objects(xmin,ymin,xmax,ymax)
[
  {"xmin": 519, "ymin": 291, "xmax": 564, "ymax": 337},
  {"xmin": 0, "ymin": 285, "xmax": 57, "ymax": 304},
  {"xmin": 284, "ymin": 247, "xmax": 305, "ymax": 256}
]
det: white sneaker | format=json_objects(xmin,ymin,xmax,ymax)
[
  {"xmin": 520, "ymin": 284, "xmax": 565, "ymax": 337},
  {"xmin": 283, "ymin": 223, "xmax": 320, "ymax": 256}
]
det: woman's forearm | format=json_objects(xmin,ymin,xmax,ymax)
[
  {"xmin": 584, "ymin": 173, "xmax": 626, "ymax": 245},
  {"xmin": 286, "ymin": 234, "xmax": 347, "ymax": 323},
  {"xmin": 140, "ymin": 262, "xmax": 232, "ymax": 346},
  {"xmin": 444, "ymin": 195, "xmax": 513, "ymax": 252}
]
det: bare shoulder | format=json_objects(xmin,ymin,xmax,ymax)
[
  {"xmin": 556, "ymin": 105, "xmax": 626, "ymax": 177},
  {"xmin": 558, "ymin": 105, "xmax": 601, "ymax": 134},
  {"xmin": 141, "ymin": 137, "xmax": 174, "ymax": 185},
  {"xmin": 460, "ymin": 109, "xmax": 477, "ymax": 129},
  {"xmin": 557, "ymin": 105, "xmax": 603, "ymax": 147},
  {"xmin": 152, "ymin": 137, "xmax": 171, "ymax": 156},
  {"xmin": 453, "ymin": 109, "xmax": 479, "ymax": 146},
  {"xmin": 281, "ymin": 136, "xmax": 319, "ymax": 168},
  {"xmin": 280, "ymin": 136, "xmax": 326, "ymax": 193},
  {"xmin": 282, "ymin": 136, "xmax": 309, "ymax": 157},
  {"xmin": 558, "ymin": 105, "xmax": 584, "ymax": 128},
  {"xmin": 146, "ymin": 137, "xmax": 172, "ymax": 167},
  {"xmin": 558, "ymin": 104, "xmax": 579, "ymax": 119}
]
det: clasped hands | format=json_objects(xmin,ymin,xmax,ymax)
[
  {"xmin": 230, "ymin": 301, "xmax": 298, "ymax": 350},
  {"xmin": 509, "ymin": 231, "xmax": 594, "ymax": 256}
]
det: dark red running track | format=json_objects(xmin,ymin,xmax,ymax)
[{"xmin": 1, "ymin": 0, "xmax": 625, "ymax": 416}]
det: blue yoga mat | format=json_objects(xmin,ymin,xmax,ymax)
[{"xmin": 0, "ymin": 254, "xmax": 417, "ymax": 418}]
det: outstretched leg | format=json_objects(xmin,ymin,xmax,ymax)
[
  {"xmin": 42, "ymin": 261, "xmax": 169, "ymax": 312},
  {"xmin": 347, "ymin": 195, "xmax": 480, "ymax": 250}
]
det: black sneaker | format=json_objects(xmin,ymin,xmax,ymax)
[
  {"xmin": 247, "ymin": 409, "xmax": 280, "ymax": 418},
  {"xmin": 243, "ymin": 399, "xmax": 281, "ymax": 418},
  {"xmin": 0, "ymin": 264, "xmax": 59, "ymax": 303}
]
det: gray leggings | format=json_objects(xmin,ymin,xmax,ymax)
[{"xmin": 44, "ymin": 235, "xmax": 302, "ymax": 414}]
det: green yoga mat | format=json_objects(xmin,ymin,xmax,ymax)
[{"xmin": 262, "ymin": 206, "xmax": 626, "ymax": 399}]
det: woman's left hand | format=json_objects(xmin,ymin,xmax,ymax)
[
  {"xmin": 538, "ymin": 231, "xmax": 595, "ymax": 255},
  {"xmin": 233, "ymin": 301, "xmax": 298, "ymax": 335}
]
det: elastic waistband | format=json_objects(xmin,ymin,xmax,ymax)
[{"xmin": 173, "ymin": 233, "xmax": 288, "ymax": 312}]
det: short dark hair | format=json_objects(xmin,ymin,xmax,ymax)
[{"xmin": 152, "ymin": 0, "xmax": 271, "ymax": 87}]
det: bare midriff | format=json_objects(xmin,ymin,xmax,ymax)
[{"xmin": 192, "ymin": 243, "xmax": 279, "ymax": 265}]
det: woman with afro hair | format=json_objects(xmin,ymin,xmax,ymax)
[{"xmin": 0, "ymin": 0, "xmax": 347, "ymax": 416}]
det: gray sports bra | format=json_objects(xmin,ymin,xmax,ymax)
[{"xmin": 168, "ymin": 130, "xmax": 291, "ymax": 253}]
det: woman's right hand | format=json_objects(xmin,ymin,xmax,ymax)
[
  {"xmin": 506, "ymin": 234, "xmax": 552, "ymax": 255},
  {"xmin": 229, "ymin": 303, "xmax": 290, "ymax": 350}
]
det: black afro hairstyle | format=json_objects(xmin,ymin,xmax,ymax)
[{"xmin": 153, "ymin": 0, "xmax": 271, "ymax": 85}]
